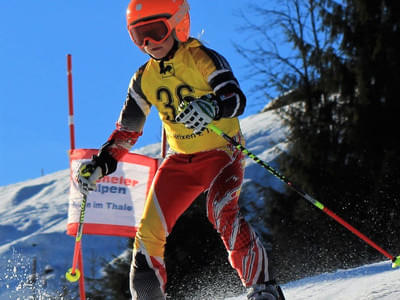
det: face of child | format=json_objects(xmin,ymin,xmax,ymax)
[{"xmin": 143, "ymin": 34, "xmax": 175, "ymax": 60}]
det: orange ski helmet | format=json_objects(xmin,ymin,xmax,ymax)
[{"xmin": 126, "ymin": 0, "xmax": 190, "ymax": 47}]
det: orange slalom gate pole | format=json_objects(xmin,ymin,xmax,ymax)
[
  {"xmin": 161, "ymin": 126, "xmax": 167, "ymax": 159},
  {"xmin": 78, "ymin": 247, "xmax": 86, "ymax": 300},
  {"xmin": 67, "ymin": 54, "xmax": 76, "ymax": 150},
  {"xmin": 66, "ymin": 54, "xmax": 86, "ymax": 299}
]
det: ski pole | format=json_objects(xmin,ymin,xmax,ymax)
[
  {"xmin": 207, "ymin": 123, "xmax": 400, "ymax": 268},
  {"xmin": 65, "ymin": 193, "xmax": 87, "ymax": 282}
]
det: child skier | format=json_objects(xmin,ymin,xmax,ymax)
[{"xmin": 76, "ymin": 0, "xmax": 285, "ymax": 299}]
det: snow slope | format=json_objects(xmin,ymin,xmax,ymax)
[
  {"xmin": 1, "ymin": 108, "xmax": 399, "ymax": 299},
  {"xmin": 227, "ymin": 260, "xmax": 400, "ymax": 300},
  {"xmin": 0, "ymin": 170, "xmax": 129, "ymax": 299}
]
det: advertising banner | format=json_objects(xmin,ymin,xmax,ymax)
[{"xmin": 67, "ymin": 149, "xmax": 158, "ymax": 237}]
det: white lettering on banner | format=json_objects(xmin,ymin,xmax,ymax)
[
  {"xmin": 106, "ymin": 202, "xmax": 133, "ymax": 211},
  {"xmin": 94, "ymin": 184, "xmax": 127, "ymax": 195},
  {"xmin": 84, "ymin": 202, "xmax": 104, "ymax": 209},
  {"xmin": 71, "ymin": 201, "xmax": 133, "ymax": 211},
  {"xmin": 68, "ymin": 157, "xmax": 152, "ymax": 228},
  {"xmin": 96, "ymin": 175, "xmax": 139, "ymax": 187}
]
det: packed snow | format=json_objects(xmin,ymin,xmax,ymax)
[
  {"xmin": 1, "ymin": 109, "xmax": 399, "ymax": 299},
  {"xmin": 227, "ymin": 260, "xmax": 400, "ymax": 299}
]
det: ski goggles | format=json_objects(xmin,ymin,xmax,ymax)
[{"xmin": 128, "ymin": 18, "xmax": 173, "ymax": 48}]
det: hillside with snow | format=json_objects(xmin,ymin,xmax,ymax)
[
  {"xmin": 1, "ymin": 108, "xmax": 399, "ymax": 299},
  {"xmin": 228, "ymin": 260, "xmax": 400, "ymax": 300}
]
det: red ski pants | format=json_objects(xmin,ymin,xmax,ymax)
[{"xmin": 130, "ymin": 147, "xmax": 269, "ymax": 297}]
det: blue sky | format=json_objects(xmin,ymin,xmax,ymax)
[{"xmin": 0, "ymin": 1, "xmax": 269, "ymax": 186}]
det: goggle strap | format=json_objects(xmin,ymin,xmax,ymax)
[{"xmin": 168, "ymin": 0, "xmax": 189, "ymax": 28}]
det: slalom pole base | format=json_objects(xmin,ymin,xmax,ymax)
[
  {"xmin": 66, "ymin": 268, "xmax": 81, "ymax": 282},
  {"xmin": 392, "ymin": 256, "xmax": 400, "ymax": 268}
]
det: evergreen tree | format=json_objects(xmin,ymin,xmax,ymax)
[
  {"xmin": 321, "ymin": 0, "xmax": 400, "ymax": 253},
  {"xmin": 237, "ymin": 0, "xmax": 400, "ymax": 280}
]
